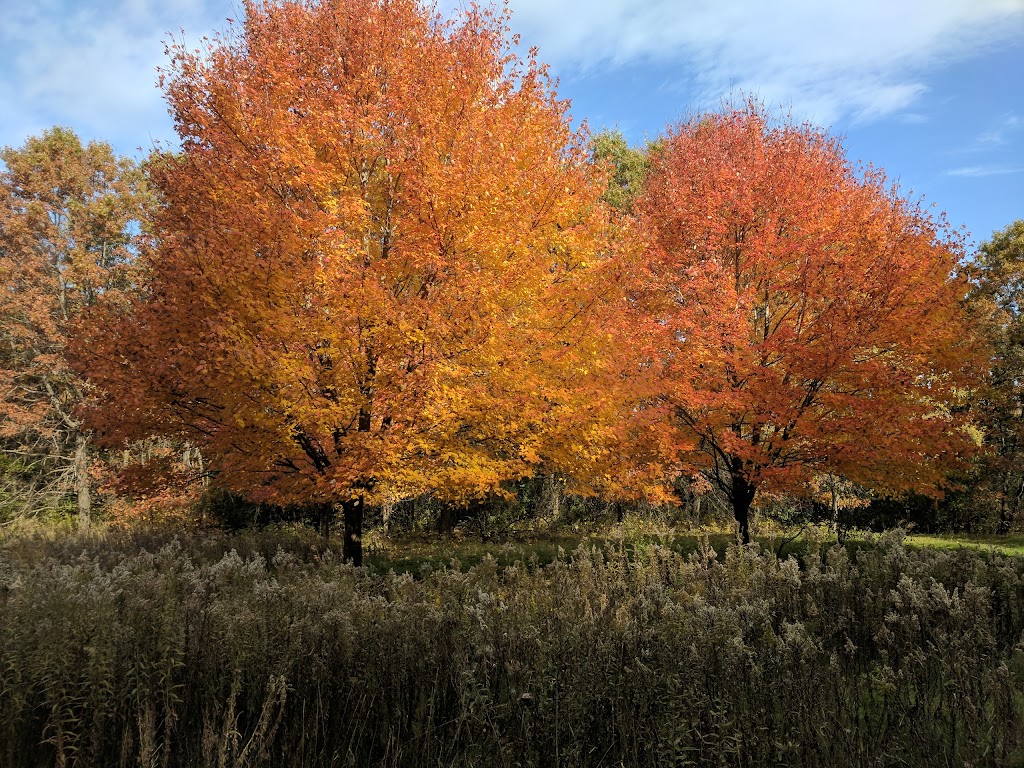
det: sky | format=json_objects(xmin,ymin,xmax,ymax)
[{"xmin": 1, "ymin": 0, "xmax": 1022, "ymax": 250}]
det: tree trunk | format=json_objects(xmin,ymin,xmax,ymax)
[
  {"xmin": 317, "ymin": 502, "xmax": 335, "ymax": 546},
  {"xmin": 343, "ymin": 497, "xmax": 364, "ymax": 566},
  {"xmin": 1013, "ymin": 477, "xmax": 1024, "ymax": 532},
  {"xmin": 74, "ymin": 433, "xmax": 91, "ymax": 531},
  {"xmin": 731, "ymin": 471, "xmax": 756, "ymax": 545},
  {"xmin": 997, "ymin": 472, "xmax": 1012, "ymax": 535},
  {"xmin": 831, "ymin": 484, "xmax": 846, "ymax": 545},
  {"xmin": 437, "ymin": 503, "xmax": 456, "ymax": 536},
  {"xmin": 540, "ymin": 474, "xmax": 562, "ymax": 520}
]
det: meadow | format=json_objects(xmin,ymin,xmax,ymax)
[
  {"xmin": 2, "ymin": 525, "xmax": 1023, "ymax": 767},
  {"xmin": 0, "ymin": 1, "xmax": 1020, "ymax": 765}
]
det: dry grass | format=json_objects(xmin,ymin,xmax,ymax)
[{"xmin": 1, "ymin": 526, "xmax": 1023, "ymax": 766}]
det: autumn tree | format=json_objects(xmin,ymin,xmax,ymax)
[
  {"xmin": 0, "ymin": 128, "xmax": 149, "ymax": 527},
  {"xmin": 965, "ymin": 220, "xmax": 1024, "ymax": 532},
  {"xmin": 635, "ymin": 103, "xmax": 982, "ymax": 543},
  {"xmin": 76, "ymin": 0, "xmax": 617, "ymax": 563}
]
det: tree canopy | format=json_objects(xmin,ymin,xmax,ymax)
[
  {"xmin": 49, "ymin": 6, "xmax": 993, "ymax": 547},
  {"xmin": 965, "ymin": 220, "xmax": 1024, "ymax": 532},
  {"xmin": 74, "ymin": 0, "xmax": 622, "ymax": 561},
  {"xmin": 634, "ymin": 103, "xmax": 983, "ymax": 542},
  {"xmin": 0, "ymin": 127, "xmax": 149, "ymax": 526}
]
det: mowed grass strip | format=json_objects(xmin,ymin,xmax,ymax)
[{"xmin": 906, "ymin": 532, "xmax": 1024, "ymax": 557}]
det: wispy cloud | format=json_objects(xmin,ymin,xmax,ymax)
[
  {"xmin": 945, "ymin": 164, "xmax": 1024, "ymax": 177},
  {"xmin": 974, "ymin": 114, "xmax": 1024, "ymax": 149},
  {"xmin": 3, "ymin": 0, "xmax": 1023, "ymax": 158},
  {"xmin": 502, "ymin": 0, "xmax": 1024, "ymax": 125},
  {"xmin": 0, "ymin": 0, "xmax": 237, "ymax": 156}
]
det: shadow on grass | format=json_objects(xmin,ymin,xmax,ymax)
[{"xmin": 362, "ymin": 528, "xmax": 856, "ymax": 575}]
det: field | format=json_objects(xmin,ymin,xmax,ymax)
[{"xmin": 2, "ymin": 525, "xmax": 1024, "ymax": 767}]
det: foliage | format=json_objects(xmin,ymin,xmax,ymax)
[
  {"xmin": 1, "ymin": 528, "xmax": 1023, "ymax": 766},
  {"xmin": 98, "ymin": 439, "xmax": 209, "ymax": 528},
  {"xmin": 73, "ymin": 0, "xmax": 627, "ymax": 562},
  {"xmin": 634, "ymin": 101, "xmax": 984, "ymax": 542},
  {"xmin": 964, "ymin": 220, "xmax": 1024, "ymax": 532},
  {"xmin": 0, "ymin": 127, "xmax": 150, "ymax": 527},
  {"xmin": 590, "ymin": 129, "xmax": 652, "ymax": 211}
]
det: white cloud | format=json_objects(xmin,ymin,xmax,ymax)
[
  {"xmin": 3, "ymin": 0, "xmax": 1022, "ymax": 158},
  {"xmin": 501, "ymin": 0, "xmax": 1024, "ymax": 125},
  {"xmin": 0, "ymin": 0, "xmax": 238, "ymax": 156},
  {"xmin": 946, "ymin": 164, "xmax": 1024, "ymax": 177}
]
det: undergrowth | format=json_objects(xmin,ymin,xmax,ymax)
[{"xmin": 1, "ymin": 528, "xmax": 1023, "ymax": 766}]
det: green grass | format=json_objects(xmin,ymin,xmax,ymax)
[
  {"xmin": 362, "ymin": 533, "xmax": 587, "ymax": 573},
  {"xmin": 905, "ymin": 532, "xmax": 1024, "ymax": 557}
]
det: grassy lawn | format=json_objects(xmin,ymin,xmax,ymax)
[
  {"xmin": 9, "ymin": 518, "xmax": 1023, "ymax": 575},
  {"xmin": 905, "ymin": 532, "xmax": 1024, "ymax": 557}
]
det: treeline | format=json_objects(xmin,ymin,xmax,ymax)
[{"xmin": 0, "ymin": 0, "xmax": 1022, "ymax": 550}]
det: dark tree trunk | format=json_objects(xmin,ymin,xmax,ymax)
[
  {"xmin": 436, "ymin": 505, "xmax": 460, "ymax": 536},
  {"xmin": 437, "ymin": 503, "xmax": 456, "ymax": 536},
  {"xmin": 343, "ymin": 497, "xmax": 364, "ymax": 566},
  {"xmin": 997, "ymin": 472, "xmax": 1012, "ymax": 535},
  {"xmin": 831, "ymin": 485, "xmax": 848, "ymax": 545},
  {"xmin": 731, "ymin": 470, "xmax": 756, "ymax": 545},
  {"xmin": 317, "ymin": 502, "xmax": 335, "ymax": 546}
]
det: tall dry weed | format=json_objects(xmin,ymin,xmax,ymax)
[{"xmin": 1, "ymin": 530, "xmax": 1022, "ymax": 766}]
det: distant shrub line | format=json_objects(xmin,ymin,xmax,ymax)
[{"xmin": 2, "ymin": 530, "xmax": 1023, "ymax": 766}]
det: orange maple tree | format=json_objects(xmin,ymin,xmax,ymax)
[
  {"xmin": 75, "ymin": 0, "xmax": 619, "ymax": 562},
  {"xmin": 0, "ymin": 127, "xmax": 149, "ymax": 527},
  {"xmin": 635, "ymin": 103, "xmax": 983, "ymax": 543}
]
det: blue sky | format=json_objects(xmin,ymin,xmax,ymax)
[{"xmin": 1, "ymin": 0, "xmax": 1021, "ymax": 249}]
